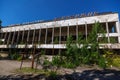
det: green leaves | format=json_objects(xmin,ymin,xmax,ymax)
[{"xmin": 51, "ymin": 22, "xmax": 107, "ymax": 68}]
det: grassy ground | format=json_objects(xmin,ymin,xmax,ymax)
[{"xmin": 15, "ymin": 67, "xmax": 58, "ymax": 76}]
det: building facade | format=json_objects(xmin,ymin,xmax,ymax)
[{"xmin": 0, "ymin": 12, "xmax": 120, "ymax": 54}]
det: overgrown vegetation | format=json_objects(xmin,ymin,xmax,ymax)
[
  {"xmin": 112, "ymin": 55, "xmax": 120, "ymax": 68},
  {"xmin": 16, "ymin": 67, "xmax": 58, "ymax": 77},
  {"xmin": 8, "ymin": 22, "xmax": 120, "ymax": 71},
  {"xmin": 45, "ymin": 22, "xmax": 120, "ymax": 69},
  {"xmin": 8, "ymin": 49, "xmax": 22, "ymax": 61}
]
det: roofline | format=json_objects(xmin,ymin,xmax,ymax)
[{"xmin": 2, "ymin": 12, "xmax": 118, "ymax": 28}]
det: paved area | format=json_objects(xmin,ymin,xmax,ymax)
[
  {"xmin": 0, "ymin": 60, "xmax": 120, "ymax": 80},
  {"xmin": 0, "ymin": 60, "xmax": 31, "ymax": 75}
]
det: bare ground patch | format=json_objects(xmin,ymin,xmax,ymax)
[{"xmin": 0, "ymin": 60, "xmax": 120, "ymax": 80}]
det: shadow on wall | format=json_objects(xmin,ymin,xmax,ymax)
[{"xmin": 0, "ymin": 69, "xmax": 120, "ymax": 80}]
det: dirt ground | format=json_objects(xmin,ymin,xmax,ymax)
[
  {"xmin": 0, "ymin": 60, "xmax": 31, "ymax": 75},
  {"xmin": 0, "ymin": 60, "xmax": 100, "ymax": 76},
  {"xmin": 0, "ymin": 60, "xmax": 120, "ymax": 80}
]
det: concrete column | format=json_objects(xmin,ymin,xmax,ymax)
[
  {"xmin": 27, "ymin": 28, "xmax": 30, "ymax": 44},
  {"xmin": 38, "ymin": 28, "xmax": 41, "ymax": 44},
  {"xmin": 58, "ymin": 26, "xmax": 62, "ymax": 54},
  {"xmin": 85, "ymin": 22, "xmax": 88, "ymax": 41},
  {"xmin": 115, "ymin": 22, "xmax": 120, "ymax": 43},
  {"xmin": 32, "ymin": 29, "xmax": 36, "ymax": 45},
  {"xmin": 106, "ymin": 21, "xmax": 110, "ymax": 43},
  {"xmin": 7, "ymin": 32, "xmax": 11, "ymax": 45},
  {"xmin": 52, "ymin": 26, "xmax": 54, "ymax": 44},
  {"xmin": 117, "ymin": 19, "xmax": 120, "ymax": 43},
  {"xmin": 16, "ymin": 30, "xmax": 20, "ymax": 45},
  {"xmin": 67, "ymin": 24, "xmax": 69, "ymax": 37},
  {"xmin": 12, "ymin": 31, "xmax": 16, "ymax": 45},
  {"xmin": 22, "ymin": 29, "xmax": 25, "ymax": 43},
  {"xmin": 3, "ymin": 32, "xmax": 7, "ymax": 45},
  {"xmin": 59, "ymin": 26, "xmax": 61, "ymax": 44},
  {"xmin": 52, "ymin": 24, "xmax": 55, "ymax": 55},
  {"xmin": 45, "ymin": 27, "xmax": 48, "ymax": 44},
  {"xmin": 76, "ymin": 23, "xmax": 78, "ymax": 42},
  {"xmin": 116, "ymin": 22, "xmax": 119, "ymax": 33}
]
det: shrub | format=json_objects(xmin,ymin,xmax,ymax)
[
  {"xmin": 43, "ymin": 59, "xmax": 51, "ymax": 66},
  {"xmin": 62, "ymin": 62, "xmax": 76, "ymax": 68},
  {"xmin": 9, "ymin": 51, "xmax": 22, "ymax": 60},
  {"xmin": 98, "ymin": 56, "xmax": 106, "ymax": 68},
  {"xmin": 52, "ymin": 56, "xmax": 61, "ymax": 66},
  {"xmin": 111, "ymin": 55, "xmax": 120, "ymax": 68},
  {"xmin": 17, "ymin": 56, "xmax": 22, "ymax": 61},
  {"xmin": 103, "ymin": 50, "xmax": 114, "ymax": 67}
]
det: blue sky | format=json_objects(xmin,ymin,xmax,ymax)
[{"xmin": 0, "ymin": 0, "xmax": 120, "ymax": 26}]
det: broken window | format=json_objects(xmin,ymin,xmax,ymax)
[{"xmin": 108, "ymin": 22, "xmax": 116, "ymax": 33}]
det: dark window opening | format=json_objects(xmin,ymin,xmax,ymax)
[{"xmin": 108, "ymin": 22, "xmax": 116, "ymax": 33}]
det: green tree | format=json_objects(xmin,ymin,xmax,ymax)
[
  {"xmin": 52, "ymin": 22, "xmax": 107, "ymax": 68},
  {"xmin": 78, "ymin": 22, "xmax": 106, "ymax": 67}
]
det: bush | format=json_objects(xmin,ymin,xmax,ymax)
[
  {"xmin": 98, "ymin": 56, "xmax": 106, "ymax": 68},
  {"xmin": 17, "ymin": 56, "xmax": 22, "ymax": 61},
  {"xmin": 43, "ymin": 59, "xmax": 51, "ymax": 66},
  {"xmin": 103, "ymin": 50, "xmax": 114, "ymax": 67},
  {"xmin": 62, "ymin": 62, "xmax": 76, "ymax": 68},
  {"xmin": 111, "ymin": 55, "xmax": 120, "ymax": 68},
  {"xmin": 9, "ymin": 52, "xmax": 22, "ymax": 60},
  {"xmin": 52, "ymin": 56, "xmax": 61, "ymax": 66}
]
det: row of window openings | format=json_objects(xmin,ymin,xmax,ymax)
[
  {"xmin": 0, "ymin": 35, "xmax": 118, "ymax": 44},
  {"xmin": 0, "ymin": 22, "xmax": 117, "ymax": 36},
  {"xmin": 0, "ymin": 25, "xmax": 117, "ymax": 38}
]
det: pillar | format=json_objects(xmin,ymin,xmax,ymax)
[
  {"xmin": 52, "ymin": 24, "xmax": 55, "ymax": 55},
  {"xmin": 3, "ymin": 32, "xmax": 7, "ymax": 45},
  {"xmin": 59, "ymin": 26, "xmax": 62, "ymax": 55},
  {"xmin": 12, "ymin": 31, "xmax": 16, "ymax": 45},
  {"xmin": 38, "ymin": 28, "xmax": 41, "ymax": 44},
  {"xmin": 52, "ymin": 25, "xmax": 54, "ymax": 44},
  {"xmin": 115, "ymin": 22, "xmax": 120, "ymax": 43},
  {"xmin": 59, "ymin": 26, "xmax": 61, "ymax": 44},
  {"xmin": 22, "ymin": 29, "xmax": 25, "ymax": 43},
  {"xmin": 27, "ymin": 28, "xmax": 30, "ymax": 44},
  {"xmin": 45, "ymin": 27, "xmax": 48, "ymax": 44},
  {"xmin": 76, "ymin": 23, "xmax": 78, "ymax": 42},
  {"xmin": 16, "ymin": 30, "xmax": 20, "ymax": 45},
  {"xmin": 32, "ymin": 29, "xmax": 36, "ymax": 45},
  {"xmin": 67, "ymin": 24, "xmax": 69, "ymax": 37},
  {"xmin": 7, "ymin": 31, "xmax": 11, "ymax": 45},
  {"xmin": 85, "ymin": 22, "xmax": 88, "ymax": 41},
  {"xmin": 106, "ymin": 21, "xmax": 110, "ymax": 43}
]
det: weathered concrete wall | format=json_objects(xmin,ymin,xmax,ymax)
[
  {"xmin": 1, "ymin": 13, "xmax": 119, "ymax": 32},
  {"xmin": 0, "ymin": 13, "xmax": 120, "ymax": 49},
  {"xmin": 1, "ymin": 44, "xmax": 120, "ymax": 49}
]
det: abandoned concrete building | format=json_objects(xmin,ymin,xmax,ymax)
[{"xmin": 0, "ymin": 12, "xmax": 120, "ymax": 55}]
